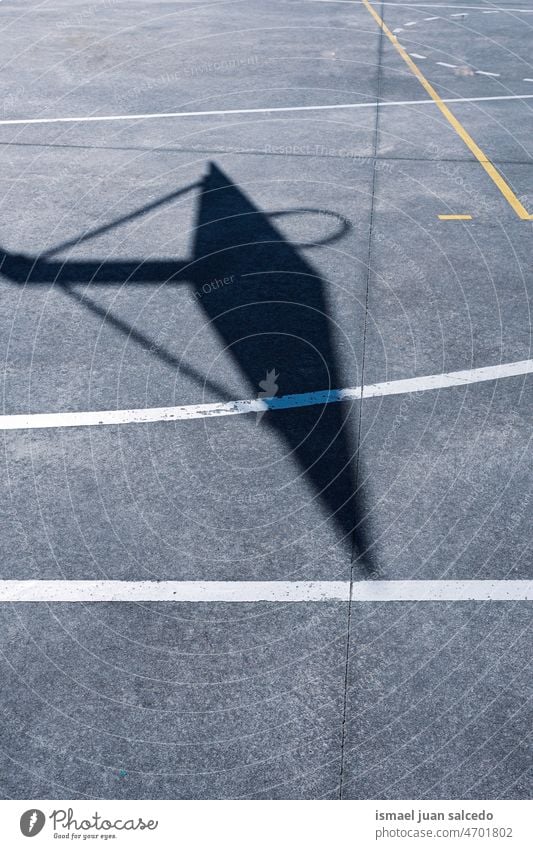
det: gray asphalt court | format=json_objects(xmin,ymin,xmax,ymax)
[{"xmin": 0, "ymin": 0, "xmax": 531, "ymax": 800}]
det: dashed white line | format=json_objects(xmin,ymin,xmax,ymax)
[
  {"xmin": 404, "ymin": 20, "xmax": 418, "ymax": 26},
  {"xmin": 451, "ymin": 12, "xmax": 468, "ymax": 16},
  {"xmin": 303, "ymin": 1, "xmax": 529, "ymax": 10},
  {"xmin": 1, "ymin": 359, "xmax": 532, "ymax": 432},
  {"xmin": 410, "ymin": 53, "xmax": 427, "ymax": 59},
  {"xmin": 0, "ymin": 580, "xmax": 531, "ymax": 602},
  {"xmin": 425, "ymin": 16, "xmax": 439, "ymax": 20},
  {"xmin": 436, "ymin": 61, "xmax": 458, "ymax": 68},
  {"xmin": 476, "ymin": 70, "xmax": 501, "ymax": 77}
]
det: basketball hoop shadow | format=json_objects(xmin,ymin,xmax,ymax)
[{"xmin": 0, "ymin": 162, "xmax": 373, "ymax": 571}]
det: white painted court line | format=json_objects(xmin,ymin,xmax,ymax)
[
  {"xmin": 2, "ymin": 359, "xmax": 532, "ymax": 431},
  {"xmin": 410, "ymin": 53, "xmax": 427, "ymax": 59},
  {"xmin": 436, "ymin": 61, "xmax": 458, "ymax": 68},
  {"xmin": 1, "ymin": 94, "xmax": 533, "ymax": 126},
  {"xmin": 0, "ymin": 580, "xmax": 531, "ymax": 602},
  {"xmin": 476, "ymin": 70, "xmax": 501, "ymax": 77}
]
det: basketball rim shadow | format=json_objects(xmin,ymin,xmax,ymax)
[{"xmin": 0, "ymin": 162, "xmax": 373, "ymax": 573}]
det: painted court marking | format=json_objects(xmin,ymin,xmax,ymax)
[
  {"xmin": 1, "ymin": 359, "xmax": 532, "ymax": 431},
  {"xmin": 360, "ymin": 0, "xmax": 533, "ymax": 220},
  {"xmin": 2, "ymin": 4, "xmax": 531, "ymax": 609},
  {"xmin": 305, "ymin": 0, "xmax": 532, "ymax": 9},
  {"xmin": 0, "ymin": 580, "xmax": 531, "ymax": 602},
  {"xmin": 1, "ymin": 94, "xmax": 533, "ymax": 126}
]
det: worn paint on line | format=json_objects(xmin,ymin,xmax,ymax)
[{"xmin": 0, "ymin": 580, "xmax": 531, "ymax": 602}]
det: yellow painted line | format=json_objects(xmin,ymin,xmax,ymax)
[
  {"xmin": 361, "ymin": 0, "xmax": 533, "ymax": 221},
  {"xmin": 438, "ymin": 214, "xmax": 472, "ymax": 220}
]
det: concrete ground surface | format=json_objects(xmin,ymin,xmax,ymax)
[{"xmin": 0, "ymin": 0, "xmax": 531, "ymax": 799}]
